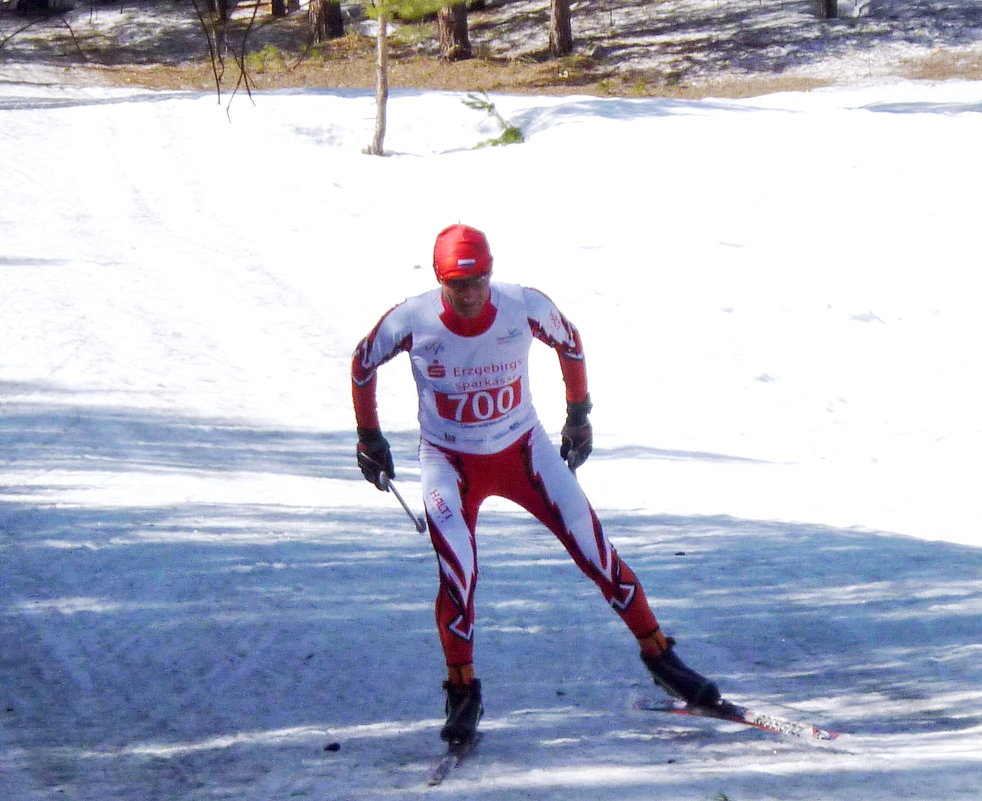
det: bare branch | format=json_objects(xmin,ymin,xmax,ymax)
[
  {"xmin": 59, "ymin": 14, "xmax": 90, "ymax": 62},
  {"xmin": 190, "ymin": 0, "xmax": 223, "ymax": 103},
  {"xmin": 227, "ymin": 0, "xmax": 261, "ymax": 119},
  {"xmin": 0, "ymin": 15, "xmax": 45, "ymax": 52}
]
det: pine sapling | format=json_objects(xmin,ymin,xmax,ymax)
[{"xmin": 463, "ymin": 92, "xmax": 525, "ymax": 148}]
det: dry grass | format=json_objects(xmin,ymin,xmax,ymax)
[
  {"xmin": 42, "ymin": 40, "xmax": 982, "ymax": 100},
  {"xmin": 899, "ymin": 48, "xmax": 982, "ymax": 82},
  {"xmin": 46, "ymin": 34, "xmax": 840, "ymax": 99}
]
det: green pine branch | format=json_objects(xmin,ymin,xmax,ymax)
[{"xmin": 463, "ymin": 91, "xmax": 525, "ymax": 148}]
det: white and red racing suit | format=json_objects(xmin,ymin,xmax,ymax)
[{"xmin": 352, "ymin": 282, "xmax": 660, "ymax": 668}]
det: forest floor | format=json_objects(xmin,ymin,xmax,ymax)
[{"xmin": 2, "ymin": 0, "xmax": 982, "ymax": 97}]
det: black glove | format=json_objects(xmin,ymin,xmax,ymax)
[
  {"xmin": 560, "ymin": 395, "xmax": 593, "ymax": 472},
  {"xmin": 356, "ymin": 427, "xmax": 394, "ymax": 491}
]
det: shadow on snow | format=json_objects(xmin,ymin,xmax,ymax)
[{"xmin": 2, "ymin": 387, "xmax": 980, "ymax": 799}]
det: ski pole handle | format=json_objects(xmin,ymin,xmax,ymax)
[{"xmin": 380, "ymin": 472, "xmax": 427, "ymax": 534}]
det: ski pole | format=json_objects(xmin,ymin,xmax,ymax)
[{"xmin": 380, "ymin": 471, "xmax": 427, "ymax": 534}]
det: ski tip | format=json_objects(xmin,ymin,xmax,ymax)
[{"xmin": 810, "ymin": 726, "xmax": 843, "ymax": 741}]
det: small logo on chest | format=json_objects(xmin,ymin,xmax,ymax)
[{"xmin": 496, "ymin": 327, "xmax": 524, "ymax": 345}]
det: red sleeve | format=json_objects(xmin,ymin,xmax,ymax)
[
  {"xmin": 528, "ymin": 315, "xmax": 589, "ymax": 405},
  {"xmin": 351, "ymin": 353, "xmax": 380, "ymax": 429},
  {"xmin": 558, "ymin": 327, "xmax": 588, "ymax": 404},
  {"xmin": 351, "ymin": 304, "xmax": 412, "ymax": 430}
]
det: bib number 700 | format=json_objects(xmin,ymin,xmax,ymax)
[{"xmin": 435, "ymin": 379, "xmax": 522, "ymax": 424}]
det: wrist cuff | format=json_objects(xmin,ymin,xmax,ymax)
[
  {"xmin": 357, "ymin": 426, "xmax": 385, "ymax": 444},
  {"xmin": 565, "ymin": 394, "xmax": 593, "ymax": 426}
]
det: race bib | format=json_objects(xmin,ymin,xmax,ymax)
[{"xmin": 434, "ymin": 379, "xmax": 522, "ymax": 424}]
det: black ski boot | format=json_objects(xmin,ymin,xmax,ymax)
[
  {"xmin": 642, "ymin": 639, "xmax": 720, "ymax": 707},
  {"xmin": 440, "ymin": 679, "xmax": 483, "ymax": 745}
]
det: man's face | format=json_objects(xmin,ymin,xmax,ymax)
[{"xmin": 441, "ymin": 273, "xmax": 491, "ymax": 319}]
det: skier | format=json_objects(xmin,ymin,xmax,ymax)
[{"xmin": 351, "ymin": 223, "xmax": 721, "ymax": 745}]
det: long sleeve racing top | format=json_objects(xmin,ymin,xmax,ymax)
[{"xmin": 352, "ymin": 282, "xmax": 587, "ymax": 455}]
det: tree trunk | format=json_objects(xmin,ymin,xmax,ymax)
[
  {"xmin": 271, "ymin": 0, "xmax": 287, "ymax": 17},
  {"xmin": 212, "ymin": 0, "xmax": 229, "ymax": 23},
  {"xmin": 367, "ymin": 9, "xmax": 389, "ymax": 156},
  {"xmin": 14, "ymin": 0, "xmax": 55, "ymax": 14},
  {"xmin": 308, "ymin": 0, "xmax": 345, "ymax": 42},
  {"xmin": 326, "ymin": 1, "xmax": 344, "ymax": 35},
  {"xmin": 819, "ymin": 0, "xmax": 838, "ymax": 17},
  {"xmin": 549, "ymin": 0, "xmax": 573, "ymax": 57},
  {"xmin": 438, "ymin": 3, "xmax": 472, "ymax": 62}
]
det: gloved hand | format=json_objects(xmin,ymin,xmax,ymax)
[
  {"xmin": 560, "ymin": 395, "xmax": 593, "ymax": 472},
  {"xmin": 356, "ymin": 427, "xmax": 394, "ymax": 490}
]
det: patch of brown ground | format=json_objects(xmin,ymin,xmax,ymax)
[{"xmin": 5, "ymin": 4, "xmax": 982, "ymax": 97}]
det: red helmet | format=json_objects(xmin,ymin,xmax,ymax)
[{"xmin": 432, "ymin": 224, "xmax": 493, "ymax": 282}]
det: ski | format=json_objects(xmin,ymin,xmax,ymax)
[
  {"xmin": 634, "ymin": 696, "xmax": 842, "ymax": 742},
  {"xmin": 426, "ymin": 732, "xmax": 483, "ymax": 787}
]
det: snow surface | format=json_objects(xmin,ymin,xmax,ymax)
[{"xmin": 1, "ymin": 75, "xmax": 981, "ymax": 799}]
